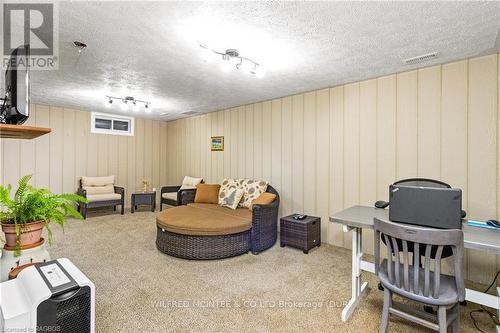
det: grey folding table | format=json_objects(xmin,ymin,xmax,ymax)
[{"xmin": 330, "ymin": 205, "xmax": 500, "ymax": 322}]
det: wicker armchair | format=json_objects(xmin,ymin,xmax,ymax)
[
  {"xmin": 77, "ymin": 176, "xmax": 125, "ymax": 219},
  {"xmin": 181, "ymin": 185, "xmax": 280, "ymax": 255},
  {"xmin": 160, "ymin": 177, "xmax": 203, "ymax": 210}
]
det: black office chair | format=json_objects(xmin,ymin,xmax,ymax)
[{"xmin": 374, "ymin": 178, "xmax": 467, "ymax": 310}]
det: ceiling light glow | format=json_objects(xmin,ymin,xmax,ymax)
[
  {"xmin": 106, "ymin": 95, "xmax": 151, "ymax": 112},
  {"xmin": 200, "ymin": 43, "xmax": 262, "ymax": 76}
]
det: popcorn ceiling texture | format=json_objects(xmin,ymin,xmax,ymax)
[
  {"xmin": 23, "ymin": 1, "xmax": 500, "ymax": 120},
  {"xmin": 45, "ymin": 211, "xmax": 495, "ymax": 332}
]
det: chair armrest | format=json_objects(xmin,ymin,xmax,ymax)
[
  {"xmin": 77, "ymin": 187, "xmax": 87, "ymax": 198},
  {"xmin": 161, "ymin": 185, "xmax": 181, "ymax": 194},
  {"xmin": 114, "ymin": 186, "xmax": 125, "ymax": 199},
  {"xmin": 179, "ymin": 189, "xmax": 196, "ymax": 205},
  {"xmin": 250, "ymin": 198, "xmax": 280, "ymax": 252}
]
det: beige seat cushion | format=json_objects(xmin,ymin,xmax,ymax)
[
  {"xmin": 87, "ymin": 193, "xmax": 121, "ymax": 202},
  {"xmin": 82, "ymin": 176, "xmax": 115, "ymax": 195},
  {"xmin": 162, "ymin": 192, "xmax": 178, "ymax": 201},
  {"xmin": 156, "ymin": 205, "xmax": 252, "ymax": 236},
  {"xmin": 84, "ymin": 184, "xmax": 114, "ymax": 195}
]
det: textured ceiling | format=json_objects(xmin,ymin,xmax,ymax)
[{"xmin": 9, "ymin": 1, "xmax": 500, "ymax": 120}]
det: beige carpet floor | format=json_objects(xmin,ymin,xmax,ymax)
[{"xmin": 43, "ymin": 208, "xmax": 495, "ymax": 333}]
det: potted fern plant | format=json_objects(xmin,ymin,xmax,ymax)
[{"xmin": 0, "ymin": 175, "xmax": 87, "ymax": 256}]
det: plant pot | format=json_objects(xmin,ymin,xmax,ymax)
[{"xmin": 1, "ymin": 221, "xmax": 44, "ymax": 248}]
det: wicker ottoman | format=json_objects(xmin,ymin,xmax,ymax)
[
  {"xmin": 280, "ymin": 215, "xmax": 321, "ymax": 254},
  {"xmin": 155, "ymin": 205, "xmax": 254, "ymax": 260},
  {"xmin": 156, "ymin": 227, "xmax": 251, "ymax": 260}
]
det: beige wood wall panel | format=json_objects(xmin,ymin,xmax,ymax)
[
  {"xmin": 97, "ymin": 134, "xmax": 108, "ymax": 177},
  {"xmin": 376, "ymin": 75, "xmax": 397, "ymax": 201},
  {"xmin": 281, "ymin": 97, "xmax": 293, "ymax": 217},
  {"xmin": 262, "ymin": 101, "xmax": 272, "ymax": 183},
  {"xmin": 303, "ymin": 92, "xmax": 317, "ymax": 216},
  {"xmin": 359, "ymin": 80, "xmax": 377, "ymax": 255},
  {"xmin": 74, "ymin": 110, "xmax": 88, "ymax": 190},
  {"xmin": 291, "ymin": 95, "xmax": 304, "ymax": 213},
  {"xmin": 117, "ymin": 136, "xmax": 128, "ymax": 190},
  {"xmin": 107, "ymin": 135, "xmax": 118, "ymax": 185},
  {"xmin": 34, "ymin": 105, "xmax": 50, "ymax": 189},
  {"xmin": 253, "ymin": 103, "xmax": 263, "ymax": 181},
  {"xmin": 467, "ymin": 54, "xmax": 498, "ymax": 284},
  {"xmin": 343, "ymin": 84, "xmax": 360, "ymax": 249},
  {"xmin": 2, "ymin": 131, "xmax": 20, "ymax": 188},
  {"xmin": 86, "ymin": 132, "xmax": 98, "ymax": 179},
  {"xmin": 396, "ymin": 71, "xmax": 418, "ymax": 179},
  {"xmin": 49, "ymin": 107, "xmax": 64, "ymax": 194},
  {"xmin": 135, "ymin": 119, "xmax": 145, "ymax": 189},
  {"xmin": 238, "ymin": 106, "xmax": 246, "ymax": 177},
  {"xmin": 144, "ymin": 120, "xmax": 153, "ymax": 186},
  {"xmin": 159, "ymin": 123, "xmax": 167, "ymax": 186},
  {"xmin": 19, "ymin": 107, "xmax": 36, "ymax": 181},
  {"xmin": 418, "ymin": 66, "xmax": 442, "ymax": 179},
  {"xmin": 216, "ymin": 113, "xmax": 223, "ymax": 181},
  {"xmin": 441, "ymin": 61, "xmax": 468, "ymax": 206},
  {"xmin": 329, "ymin": 87, "xmax": 345, "ymax": 246},
  {"xmin": 197, "ymin": 116, "xmax": 206, "ymax": 184},
  {"xmin": 152, "ymin": 121, "xmax": 160, "ymax": 193},
  {"xmin": 271, "ymin": 99, "xmax": 282, "ymax": 197},
  {"xmin": 440, "ymin": 61, "xmax": 469, "ymax": 276},
  {"xmin": 316, "ymin": 89, "xmax": 330, "ymax": 240},
  {"xmin": 230, "ymin": 110, "xmax": 238, "ymax": 179},
  {"xmin": 126, "ymin": 130, "xmax": 137, "ymax": 203},
  {"xmin": 62, "ymin": 109, "xmax": 76, "ymax": 193},
  {"xmin": 222, "ymin": 111, "xmax": 230, "ymax": 179},
  {"xmin": 244, "ymin": 106, "xmax": 254, "ymax": 179}
]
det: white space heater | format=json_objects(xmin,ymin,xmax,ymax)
[{"xmin": 0, "ymin": 258, "xmax": 95, "ymax": 333}]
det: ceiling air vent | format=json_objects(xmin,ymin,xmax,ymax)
[{"xmin": 403, "ymin": 52, "xmax": 438, "ymax": 65}]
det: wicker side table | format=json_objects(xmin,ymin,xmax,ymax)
[
  {"xmin": 280, "ymin": 214, "xmax": 321, "ymax": 254},
  {"xmin": 131, "ymin": 191, "xmax": 156, "ymax": 213}
]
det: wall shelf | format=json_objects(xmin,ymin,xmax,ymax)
[{"xmin": 0, "ymin": 124, "xmax": 51, "ymax": 139}]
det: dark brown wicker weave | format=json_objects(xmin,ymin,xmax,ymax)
[
  {"xmin": 77, "ymin": 179, "xmax": 125, "ymax": 219},
  {"xmin": 156, "ymin": 185, "xmax": 280, "ymax": 259},
  {"xmin": 280, "ymin": 215, "xmax": 321, "ymax": 254},
  {"xmin": 156, "ymin": 228, "xmax": 251, "ymax": 260}
]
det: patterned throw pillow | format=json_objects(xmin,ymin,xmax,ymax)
[
  {"xmin": 218, "ymin": 178, "xmax": 241, "ymax": 205},
  {"xmin": 239, "ymin": 179, "xmax": 269, "ymax": 208},
  {"xmin": 220, "ymin": 188, "xmax": 245, "ymax": 210}
]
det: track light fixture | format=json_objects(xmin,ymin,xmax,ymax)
[
  {"xmin": 199, "ymin": 42, "xmax": 264, "ymax": 77},
  {"xmin": 105, "ymin": 95, "xmax": 151, "ymax": 112}
]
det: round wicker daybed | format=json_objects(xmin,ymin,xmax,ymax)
[{"xmin": 156, "ymin": 186, "xmax": 279, "ymax": 260}]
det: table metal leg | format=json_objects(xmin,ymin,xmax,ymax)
[{"xmin": 341, "ymin": 226, "xmax": 369, "ymax": 322}]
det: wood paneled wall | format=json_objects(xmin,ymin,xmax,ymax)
[
  {"xmin": 165, "ymin": 54, "xmax": 500, "ymax": 284},
  {"xmin": 0, "ymin": 105, "xmax": 169, "ymax": 208}
]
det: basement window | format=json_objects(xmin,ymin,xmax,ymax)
[{"xmin": 91, "ymin": 112, "xmax": 134, "ymax": 136}]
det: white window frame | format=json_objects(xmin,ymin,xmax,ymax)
[{"xmin": 91, "ymin": 112, "xmax": 135, "ymax": 136}]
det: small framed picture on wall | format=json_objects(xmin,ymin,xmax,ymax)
[{"xmin": 211, "ymin": 136, "xmax": 224, "ymax": 151}]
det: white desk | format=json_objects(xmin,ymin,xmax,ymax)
[{"xmin": 330, "ymin": 205, "xmax": 500, "ymax": 322}]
